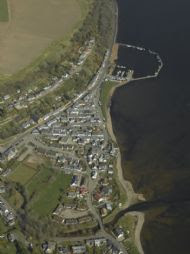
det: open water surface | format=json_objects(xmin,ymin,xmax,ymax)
[{"xmin": 111, "ymin": 0, "xmax": 190, "ymax": 253}]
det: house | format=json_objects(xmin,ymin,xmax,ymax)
[
  {"xmin": 78, "ymin": 215, "xmax": 92, "ymax": 224},
  {"xmin": 4, "ymin": 147, "xmax": 17, "ymax": 161},
  {"xmin": 106, "ymin": 202, "xmax": 113, "ymax": 211},
  {"xmin": 7, "ymin": 233, "xmax": 15, "ymax": 242},
  {"xmin": 86, "ymin": 237, "xmax": 107, "ymax": 247},
  {"xmin": 64, "ymin": 203, "xmax": 77, "ymax": 210},
  {"xmin": 58, "ymin": 247, "xmax": 71, "ymax": 254},
  {"xmin": 111, "ymin": 246, "xmax": 123, "ymax": 254},
  {"xmin": 79, "ymin": 186, "xmax": 88, "ymax": 197},
  {"xmin": 113, "ymin": 227, "xmax": 125, "ymax": 241},
  {"xmin": 64, "ymin": 218, "xmax": 78, "ymax": 225},
  {"xmin": 42, "ymin": 242, "xmax": 48, "ymax": 252},
  {"xmin": 21, "ymin": 119, "xmax": 34, "ymax": 129},
  {"xmin": 86, "ymin": 239, "xmax": 94, "ymax": 247},
  {"xmin": 94, "ymin": 238, "xmax": 107, "ymax": 247},
  {"xmin": 42, "ymin": 242, "xmax": 56, "ymax": 254},
  {"xmin": 91, "ymin": 170, "xmax": 97, "ymax": 179},
  {"xmin": 0, "ymin": 185, "xmax": 6, "ymax": 193},
  {"xmin": 100, "ymin": 208, "xmax": 108, "ymax": 217},
  {"xmin": 3, "ymin": 95, "xmax": 10, "ymax": 100},
  {"xmin": 2, "ymin": 168, "xmax": 12, "ymax": 177},
  {"xmin": 59, "ymin": 136, "xmax": 69, "ymax": 144},
  {"xmin": 47, "ymin": 119, "xmax": 57, "ymax": 127},
  {"xmin": 72, "ymin": 245, "xmax": 86, "ymax": 254},
  {"xmin": 67, "ymin": 192, "xmax": 77, "ymax": 199},
  {"xmin": 70, "ymin": 175, "xmax": 81, "ymax": 187}
]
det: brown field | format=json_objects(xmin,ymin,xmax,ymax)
[{"xmin": 0, "ymin": 0, "xmax": 83, "ymax": 75}]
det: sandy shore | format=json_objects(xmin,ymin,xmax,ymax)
[{"xmin": 105, "ymin": 81, "xmax": 145, "ymax": 254}]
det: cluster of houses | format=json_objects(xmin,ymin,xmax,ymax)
[
  {"xmin": 0, "ymin": 146, "xmax": 18, "ymax": 162},
  {"xmin": 53, "ymin": 203, "xmax": 93, "ymax": 225},
  {"xmin": 42, "ymin": 237, "xmax": 124, "ymax": 254},
  {"xmin": 0, "ymin": 197, "xmax": 15, "ymax": 226},
  {"xmin": 30, "ymin": 86, "xmax": 120, "ymax": 222}
]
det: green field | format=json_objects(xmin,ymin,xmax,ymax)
[
  {"xmin": 0, "ymin": 218, "xmax": 16, "ymax": 254},
  {"xmin": 0, "ymin": 240, "xmax": 16, "ymax": 254},
  {"xmin": 8, "ymin": 163, "xmax": 38, "ymax": 185},
  {"xmin": 26, "ymin": 165, "xmax": 53, "ymax": 195},
  {"xmin": 26, "ymin": 166, "xmax": 71, "ymax": 218},
  {"xmin": 0, "ymin": 0, "xmax": 9, "ymax": 21},
  {"xmin": 0, "ymin": 217, "xmax": 7, "ymax": 234},
  {"xmin": 8, "ymin": 161, "xmax": 71, "ymax": 217},
  {"xmin": 116, "ymin": 215, "xmax": 140, "ymax": 254}
]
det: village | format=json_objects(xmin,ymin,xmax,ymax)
[
  {"xmin": 0, "ymin": 79, "xmax": 129, "ymax": 254},
  {"xmin": 29, "ymin": 88, "xmax": 120, "ymax": 225},
  {"xmin": 0, "ymin": 37, "xmax": 133, "ymax": 254}
]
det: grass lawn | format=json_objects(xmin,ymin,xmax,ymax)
[
  {"xmin": 117, "ymin": 215, "xmax": 136, "ymax": 237},
  {"xmin": 0, "ymin": 0, "xmax": 9, "ymax": 21},
  {"xmin": 116, "ymin": 215, "xmax": 140, "ymax": 254},
  {"xmin": 26, "ymin": 165, "xmax": 53, "ymax": 195},
  {"xmin": 100, "ymin": 81, "xmax": 117, "ymax": 119},
  {"xmin": 0, "ymin": 217, "xmax": 7, "ymax": 234},
  {"xmin": 26, "ymin": 166, "xmax": 71, "ymax": 218},
  {"xmin": 8, "ymin": 190, "xmax": 24, "ymax": 209},
  {"xmin": 8, "ymin": 163, "xmax": 38, "ymax": 185},
  {"xmin": 0, "ymin": 240, "xmax": 16, "ymax": 254}
]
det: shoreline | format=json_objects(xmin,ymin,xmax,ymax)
[{"xmin": 104, "ymin": 81, "xmax": 145, "ymax": 254}]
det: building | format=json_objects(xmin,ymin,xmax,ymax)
[
  {"xmin": 113, "ymin": 227, "xmax": 125, "ymax": 241},
  {"xmin": 72, "ymin": 245, "xmax": 86, "ymax": 254},
  {"xmin": 70, "ymin": 175, "xmax": 81, "ymax": 187}
]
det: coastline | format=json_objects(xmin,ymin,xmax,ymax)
[{"xmin": 104, "ymin": 81, "xmax": 145, "ymax": 254}]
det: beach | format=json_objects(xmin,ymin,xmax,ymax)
[{"xmin": 104, "ymin": 81, "xmax": 145, "ymax": 254}]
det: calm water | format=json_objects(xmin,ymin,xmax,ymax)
[
  {"xmin": 113, "ymin": 45, "xmax": 158, "ymax": 78},
  {"xmin": 111, "ymin": 0, "xmax": 190, "ymax": 253}
]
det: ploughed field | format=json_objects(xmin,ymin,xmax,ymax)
[{"xmin": 0, "ymin": 0, "xmax": 83, "ymax": 74}]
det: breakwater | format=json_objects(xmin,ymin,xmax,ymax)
[{"xmin": 109, "ymin": 43, "xmax": 163, "ymax": 82}]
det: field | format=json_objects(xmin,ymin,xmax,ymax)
[
  {"xmin": 0, "ymin": 0, "xmax": 84, "ymax": 74},
  {"xmin": 7, "ymin": 158, "xmax": 71, "ymax": 217},
  {"xmin": 0, "ymin": 0, "xmax": 9, "ymax": 21},
  {"xmin": 8, "ymin": 163, "xmax": 38, "ymax": 185},
  {"xmin": 26, "ymin": 166, "xmax": 71, "ymax": 218}
]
